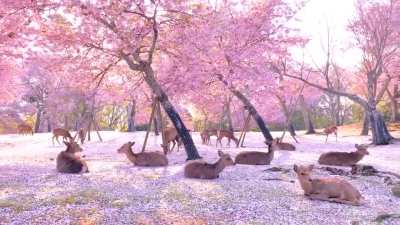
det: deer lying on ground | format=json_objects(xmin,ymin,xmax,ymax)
[
  {"xmin": 56, "ymin": 141, "xmax": 89, "ymax": 173},
  {"xmin": 216, "ymin": 130, "xmax": 239, "ymax": 147},
  {"xmin": 324, "ymin": 126, "xmax": 338, "ymax": 143},
  {"xmin": 234, "ymin": 139, "xmax": 277, "ymax": 165},
  {"xmin": 184, "ymin": 150, "xmax": 235, "ymax": 179},
  {"xmin": 318, "ymin": 144, "xmax": 369, "ymax": 167},
  {"xmin": 201, "ymin": 129, "xmax": 218, "ymax": 145},
  {"xmin": 274, "ymin": 138, "xmax": 296, "ymax": 151},
  {"xmin": 52, "ymin": 128, "xmax": 73, "ymax": 145},
  {"xmin": 17, "ymin": 124, "xmax": 33, "ymax": 135},
  {"xmin": 160, "ymin": 127, "xmax": 182, "ymax": 154},
  {"xmin": 293, "ymin": 164, "xmax": 363, "ymax": 206},
  {"xmin": 118, "ymin": 141, "xmax": 168, "ymax": 166}
]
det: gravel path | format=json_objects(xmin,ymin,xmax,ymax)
[{"xmin": 0, "ymin": 131, "xmax": 399, "ymax": 225}]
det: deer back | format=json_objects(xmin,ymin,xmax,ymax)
[
  {"xmin": 184, "ymin": 151, "xmax": 234, "ymax": 179},
  {"xmin": 235, "ymin": 151, "xmax": 273, "ymax": 165},
  {"xmin": 53, "ymin": 128, "xmax": 72, "ymax": 138},
  {"xmin": 318, "ymin": 151, "xmax": 365, "ymax": 166},
  {"xmin": 135, "ymin": 152, "xmax": 168, "ymax": 166}
]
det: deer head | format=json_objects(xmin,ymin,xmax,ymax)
[
  {"xmin": 355, "ymin": 144, "xmax": 369, "ymax": 155},
  {"xmin": 117, "ymin": 141, "xmax": 135, "ymax": 154},
  {"xmin": 63, "ymin": 141, "xmax": 84, "ymax": 157},
  {"xmin": 217, "ymin": 150, "xmax": 235, "ymax": 166}
]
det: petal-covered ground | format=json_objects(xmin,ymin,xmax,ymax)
[{"xmin": 0, "ymin": 131, "xmax": 399, "ymax": 225}]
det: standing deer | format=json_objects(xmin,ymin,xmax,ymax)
[
  {"xmin": 52, "ymin": 128, "xmax": 73, "ymax": 145},
  {"xmin": 75, "ymin": 128, "xmax": 86, "ymax": 144},
  {"xmin": 184, "ymin": 150, "xmax": 235, "ymax": 179},
  {"xmin": 323, "ymin": 126, "xmax": 338, "ymax": 143},
  {"xmin": 56, "ymin": 141, "xmax": 89, "ymax": 173},
  {"xmin": 118, "ymin": 141, "xmax": 168, "ymax": 166},
  {"xmin": 293, "ymin": 164, "xmax": 364, "ymax": 206},
  {"xmin": 274, "ymin": 138, "xmax": 296, "ymax": 151},
  {"xmin": 17, "ymin": 124, "xmax": 33, "ymax": 135},
  {"xmin": 160, "ymin": 127, "xmax": 182, "ymax": 154},
  {"xmin": 234, "ymin": 139, "xmax": 277, "ymax": 165},
  {"xmin": 318, "ymin": 144, "xmax": 369, "ymax": 167},
  {"xmin": 201, "ymin": 129, "xmax": 218, "ymax": 145},
  {"xmin": 216, "ymin": 130, "xmax": 239, "ymax": 147}
]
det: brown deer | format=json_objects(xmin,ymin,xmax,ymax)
[
  {"xmin": 56, "ymin": 141, "xmax": 89, "ymax": 173},
  {"xmin": 274, "ymin": 138, "xmax": 296, "ymax": 151},
  {"xmin": 293, "ymin": 164, "xmax": 364, "ymax": 206},
  {"xmin": 318, "ymin": 144, "xmax": 369, "ymax": 167},
  {"xmin": 17, "ymin": 124, "xmax": 33, "ymax": 135},
  {"xmin": 75, "ymin": 128, "xmax": 86, "ymax": 144},
  {"xmin": 216, "ymin": 130, "xmax": 239, "ymax": 147},
  {"xmin": 160, "ymin": 127, "xmax": 182, "ymax": 154},
  {"xmin": 52, "ymin": 128, "xmax": 73, "ymax": 145},
  {"xmin": 234, "ymin": 139, "xmax": 277, "ymax": 165},
  {"xmin": 201, "ymin": 129, "xmax": 218, "ymax": 145},
  {"xmin": 323, "ymin": 126, "xmax": 338, "ymax": 143},
  {"xmin": 118, "ymin": 141, "xmax": 168, "ymax": 166},
  {"xmin": 184, "ymin": 150, "xmax": 235, "ymax": 179}
]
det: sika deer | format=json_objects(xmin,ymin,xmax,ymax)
[
  {"xmin": 75, "ymin": 128, "xmax": 86, "ymax": 144},
  {"xmin": 184, "ymin": 150, "xmax": 235, "ymax": 179},
  {"xmin": 118, "ymin": 141, "xmax": 168, "ymax": 166},
  {"xmin": 274, "ymin": 138, "xmax": 296, "ymax": 151},
  {"xmin": 160, "ymin": 127, "xmax": 182, "ymax": 154},
  {"xmin": 52, "ymin": 128, "xmax": 73, "ymax": 145},
  {"xmin": 216, "ymin": 130, "xmax": 239, "ymax": 147},
  {"xmin": 234, "ymin": 139, "xmax": 277, "ymax": 165},
  {"xmin": 56, "ymin": 141, "xmax": 89, "ymax": 174},
  {"xmin": 324, "ymin": 126, "xmax": 338, "ymax": 143},
  {"xmin": 17, "ymin": 124, "xmax": 33, "ymax": 135},
  {"xmin": 201, "ymin": 129, "xmax": 218, "ymax": 145},
  {"xmin": 318, "ymin": 144, "xmax": 369, "ymax": 167},
  {"xmin": 293, "ymin": 164, "xmax": 363, "ymax": 206}
]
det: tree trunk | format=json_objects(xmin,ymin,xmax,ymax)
[
  {"xmin": 227, "ymin": 89, "xmax": 273, "ymax": 141},
  {"xmin": 289, "ymin": 123, "xmax": 296, "ymax": 137},
  {"xmin": 127, "ymin": 99, "xmax": 136, "ymax": 132},
  {"xmin": 389, "ymin": 98, "xmax": 399, "ymax": 122},
  {"xmin": 299, "ymin": 95, "xmax": 316, "ymax": 134},
  {"xmin": 369, "ymin": 109, "xmax": 392, "ymax": 144},
  {"xmin": 361, "ymin": 110, "xmax": 369, "ymax": 136},
  {"xmin": 153, "ymin": 115, "xmax": 160, "ymax": 135},
  {"xmin": 46, "ymin": 116, "xmax": 51, "ymax": 132},
  {"xmin": 226, "ymin": 96, "xmax": 234, "ymax": 132},
  {"xmin": 143, "ymin": 66, "xmax": 201, "ymax": 160},
  {"xmin": 34, "ymin": 108, "xmax": 42, "ymax": 133}
]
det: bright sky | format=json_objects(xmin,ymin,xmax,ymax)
[{"xmin": 292, "ymin": 0, "xmax": 361, "ymax": 70}]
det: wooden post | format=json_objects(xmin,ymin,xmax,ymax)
[
  {"xmin": 237, "ymin": 112, "xmax": 251, "ymax": 147},
  {"xmin": 93, "ymin": 118, "xmax": 103, "ymax": 142},
  {"xmin": 157, "ymin": 100, "xmax": 168, "ymax": 151},
  {"xmin": 142, "ymin": 100, "xmax": 157, "ymax": 152}
]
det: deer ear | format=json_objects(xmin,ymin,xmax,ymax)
[
  {"xmin": 217, "ymin": 150, "xmax": 223, "ymax": 157},
  {"xmin": 293, "ymin": 165, "xmax": 298, "ymax": 172},
  {"xmin": 129, "ymin": 141, "xmax": 135, "ymax": 147},
  {"xmin": 63, "ymin": 141, "xmax": 69, "ymax": 146}
]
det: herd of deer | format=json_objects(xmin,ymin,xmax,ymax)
[{"xmin": 18, "ymin": 123, "xmax": 367, "ymax": 206}]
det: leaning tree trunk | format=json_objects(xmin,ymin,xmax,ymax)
[
  {"xmin": 368, "ymin": 109, "xmax": 392, "ymax": 144},
  {"xmin": 288, "ymin": 123, "xmax": 296, "ymax": 137},
  {"xmin": 299, "ymin": 95, "xmax": 316, "ymax": 134},
  {"xmin": 216, "ymin": 75, "xmax": 273, "ymax": 142},
  {"xmin": 361, "ymin": 110, "xmax": 369, "ymax": 136},
  {"xmin": 127, "ymin": 99, "xmax": 136, "ymax": 132},
  {"xmin": 143, "ymin": 66, "xmax": 201, "ymax": 160}
]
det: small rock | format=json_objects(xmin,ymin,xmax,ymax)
[{"xmin": 391, "ymin": 185, "xmax": 400, "ymax": 197}]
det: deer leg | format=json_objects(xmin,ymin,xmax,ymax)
[
  {"xmin": 227, "ymin": 137, "xmax": 231, "ymax": 147},
  {"xmin": 325, "ymin": 134, "xmax": 328, "ymax": 143},
  {"xmin": 56, "ymin": 136, "xmax": 61, "ymax": 145},
  {"xmin": 335, "ymin": 132, "xmax": 338, "ymax": 142},
  {"xmin": 308, "ymin": 194, "xmax": 361, "ymax": 206},
  {"xmin": 52, "ymin": 135, "xmax": 55, "ymax": 145}
]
